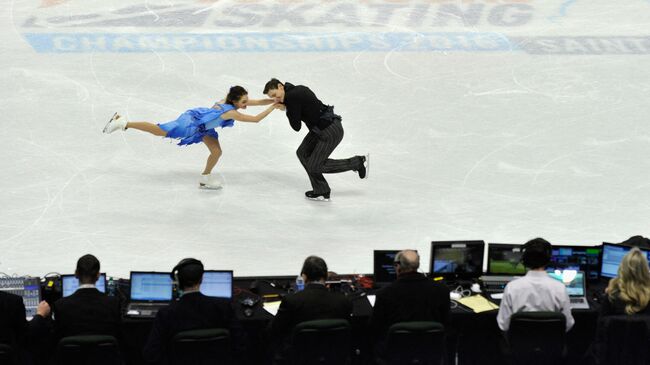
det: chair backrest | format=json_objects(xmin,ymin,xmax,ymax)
[
  {"xmin": 384, "ymin": 321, "xmax": 445, "ymax": 365},
  {"xmin": 290, "ymin": 319, "xmax": 351, "ymax": 365},
  {"xmin": 0, "ymin": 343, "xmax": 12, "ymax": 363},
  {"xmin": 598, "ymin": 315, "xmax": 650, "ymax": 365},
  {"xmin": 56, "ymin": 335, "xmax": 121, "ymax": 365},
  {"xmin": 171, "ymin": 328, "xmax": 231, "ymax": 365},
  {"xmin": 507, "ymin": 311, "xmax": 566, "ymax": 365}
]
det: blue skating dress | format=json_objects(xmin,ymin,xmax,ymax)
[{"xmin": 158, "ymin": 103, "xmax": 236, "ymax": 146}]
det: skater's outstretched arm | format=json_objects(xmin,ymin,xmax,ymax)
[
  {"xmin": 247, "ymin": 98, "xmax": 275, "ymax": 106},
  {"xmin": 222, "ymin": 103, "xmax": 283, "ymax": 123}
]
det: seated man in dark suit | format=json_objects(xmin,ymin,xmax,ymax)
[
  {"xmin": 50, "ymin": 254, "xmax": 122, "ymax": 341},
  {"xmin": 268, "ymin": 256, "xmax": 353, "ymax": 363},
  {"xmin": 370, "ymin": 250, "xmax": 451, "ymax": 351},
  {"xmin": 0, "ymin": 290, "xmax": 50, "ymax": 364},
  {"xmin": 142, "ymin": 258, "xmax": 242, "ymax": 365}
]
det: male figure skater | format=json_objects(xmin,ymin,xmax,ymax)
[{"xmin": 263, "ymin": 79, "xmax": 368, "ymax": 201}]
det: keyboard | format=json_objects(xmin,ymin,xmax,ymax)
[
  {"xmin": 570, "ymin": 298, "xmax": 586, "ymax": 303},
  {"xmin": 480, "ymin": 275, "xmax": 520, "ymax": 294}
]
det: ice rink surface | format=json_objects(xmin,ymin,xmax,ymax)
[{"xmin": 1, "ymin": 0, "xmax": 650, "ymax": 277}]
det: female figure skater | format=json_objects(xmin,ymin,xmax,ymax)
[{"xmin": 103, "ymin": 86, "xmax": 281, "ymax": 189}]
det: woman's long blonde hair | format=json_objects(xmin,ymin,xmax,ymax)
[{"xmin": 607, "ymin": 247, "xmax": 650, "ymax": 314}]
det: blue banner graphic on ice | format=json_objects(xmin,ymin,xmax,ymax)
[{"xmin": 24, "ymin": 32, "xmax": 513, "ymax": 53}]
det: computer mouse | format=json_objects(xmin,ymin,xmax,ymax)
[
  {"xmin": 450, "ymin": 292, "xmax": 461, "ymax": 301},
  {"xmin": 243, "ymin": 307, "xmax": 254, "ymax": 317}
]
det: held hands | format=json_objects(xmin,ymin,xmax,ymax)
[
  {"xmin": 37, "ymin": 300, "xmax": 51, "ymax": 318},
  {"xmin": 273, "ymin": 103, "xmax": 286, "ymax": 111}
]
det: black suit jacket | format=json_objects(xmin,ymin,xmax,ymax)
[
  {"xmin": 142, "ymin": 292, "xmax": 241, "ymax": 365},
  {"xmin": 268, "ymin": 283, "xmax": 353, "ymax": 340},
  {"xmin": 283, "ymin": 82, "xmax": 330, "ymax": 132},
  {"xmin": 51, "ymin": 288, "xmax": 122, "ymax": 341},
  {"xmin": 370, "ymin": 272, "xmax": 450, "ymax": 338},
  {"xmin": 0, "ymin": 291, "xmax": 28, "ymax": 347}
]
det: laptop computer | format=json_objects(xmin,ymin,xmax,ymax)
[
  {"xmin": 61, "ymin": 273, "xmax": 107, "ymax": 297},
  {"xmin": 373, "ymin": 250, "xmax": 400, "ymax": 288},
  {"xmin": 547, "ymin": 270, "xmax": 590, "ymax": 310},
  {"xmin": 126, "ymin": 272, "xmax": 173, "ymax": 318},
  {"xmin": 200, "ymin": 270, "xmax": 233, "ymax": 299}
]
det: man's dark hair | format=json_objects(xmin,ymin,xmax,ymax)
[
  {"xmin": 176, "ymin": 259, "xmax": 204, "ymax": 290},
  {"xmin": 621, "ymin": 235, "xmax": 650, "ymax": 250},
  {"xmin": 300, "ymin": 256, "xmax": 328, "ymax": 282},
  {"xmin": 263, "ymin": 78, "xmax": 283, "ymax": 94},
  {"xmin": 76, "ymin": 254, "xmax": 100, "ymax": 284},
  {"xmin": 521, "ymin": 238, "xmax": 552, "ymax": 269}
]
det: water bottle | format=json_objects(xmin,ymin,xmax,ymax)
[
  {"xmin": 295, "ymin": 275, "xmax": 305, "ymax": 292},
  {"xmin": 107, "ymin": 277, "xmax": 115, "ymax": 296}
]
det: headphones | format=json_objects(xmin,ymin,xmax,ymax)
[{"xmin": 170, "ymin": 258, "xmax": 204, "ymax": 285}]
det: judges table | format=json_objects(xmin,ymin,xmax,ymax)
[{"xmin": 118, "ymin": 275, "xmax": 602, "ymax": 365}]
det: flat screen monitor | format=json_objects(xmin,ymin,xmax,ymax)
[
  {"xmin": 129, "ymin": 272, "xmax": 173, "ymax": 302},
  {"xmin": 600, "ymin": 243, "xmax": 650, "ymax": 279},
  {"xmin": 430, "ymin": 241, "xmax": 485, "ymax": 279},
  {"xmin": 61, "ymin": 274, "xmax": 107, "ymax": 297},
  {"xmin": 548, "ymin": 245, "xmax": 602, "ymax": 280},
  {"xmin": 200, "ymin": 270, "xmax": 233, "ymax": 299},
  {"xmin": 487, "ymin": 244, "xmax": 526, "ymax": 275},
  {"xmin": 373, "ymin": 250, "xmax": 403, "ymax": 284}
]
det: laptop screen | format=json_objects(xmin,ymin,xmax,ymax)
[
  {"xmin": 200, "ymin": 271, "xmax": 233, "ymax": 299},
  {"xmin": 487, "ymin": 244, "xmax": 526, "ymax": 275},
  {"xmin": 547, "ymin": 270, "xmax": 585, "ymax": 296},
  {"xmin": 549, "ymin": 245, "xmax": 602, "ymax": 280},
  {"xmin": 373, "ymin": 250, "xmax": 400, "ymax": 283},
  {"xmin": 130, "ymin": 272, "xmax": 173, "ymax": 301},
  {"xmin": 430, "ymin": 241, "xmax": 485, "ymax": 279},
  {"xmin": 600, "ymin": 243, "xmax": 650, "ymax": 279},
  {"xmin": 62, "ymin": 274, "xmax": 106, "ymax": 297}
]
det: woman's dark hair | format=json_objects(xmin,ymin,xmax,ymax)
[
  {"xmin": 301, "ymin": 256, "xmax": 328, "ymax": 282},
  {"xmin": 521, "ymin": 238, "xmax": 552, "ymax": 269},
  {"xmin": 226, "ymin": 86, "xmax": 247, "ymax": 105}
]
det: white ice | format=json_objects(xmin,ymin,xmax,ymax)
[{"xmin": 1, "ymin": 0, "xmax": 650, "ymax": 278}]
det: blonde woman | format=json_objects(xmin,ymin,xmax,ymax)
[{"xmin": 602, "ymin": 247, "xmax": 650, "ymax": 315}]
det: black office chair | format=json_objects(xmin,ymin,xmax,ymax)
[
  {"xmin": 55, "ymin": 335, "xmax": 121, "ymax": 365},
  {"xmin": 506, "ymin": 311, "xmax": 566, "ymax": 365},
  {"xmin": 289, "ymin": 319, "xmax": 351, "ymax": 365},
  {"xmin": 171, "ymin": 328, "xmax": 231, "ymax": 365},
  {"xmin": 380, "ymin": 321, "xmax": 445, "ymax": 365},
  {"xmin": 595, "ymin": 315, "xmax": 650, "ymax": 365},
  {"xmin": 0, "ymin": 343, "xmax": 12, "ymax": 363}
]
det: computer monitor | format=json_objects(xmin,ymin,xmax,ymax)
[
  {"xmin": 600, "ymin": 243, "xmax": 650, "ymax": 279},
  {"xmin": 0, "ymin": 277, "xmax": 41, "ymax": 320},
  {"xmin": 373, "ymin": 250, "xmax": 400, "ymax": 284},
  {"xmin": 547, "ymin": 270, "xmax": 586, "ymax": 296},
  {"xmin": 487, "ymin": 243, "xmax": 526, "ymax": 275},
  {"xmin": 430, "ymin": 241, "xmax": 485, "ymax": 279},
  {"xmin": 200, "ymin": 270, "xmax": 233, "ymax": 299},
  {"xmin": 61, "ymin": 274, "xmax": 107, "ymax": 297},
  {"xmin": 548, "ymin": 245, "xmax": 602, "ymax": 280},
  {"xmin": 129, "ymin": 272, "xmax": 173, "ymax": 302}
]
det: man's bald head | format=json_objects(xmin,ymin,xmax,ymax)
[{"xmin": 395, "ymin": 250, "xmax": 419, "ymax": 274}]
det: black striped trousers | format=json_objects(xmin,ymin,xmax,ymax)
[{"xmin": 296, "ymin": 120, "xmax": 361, "ymax": 194}]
